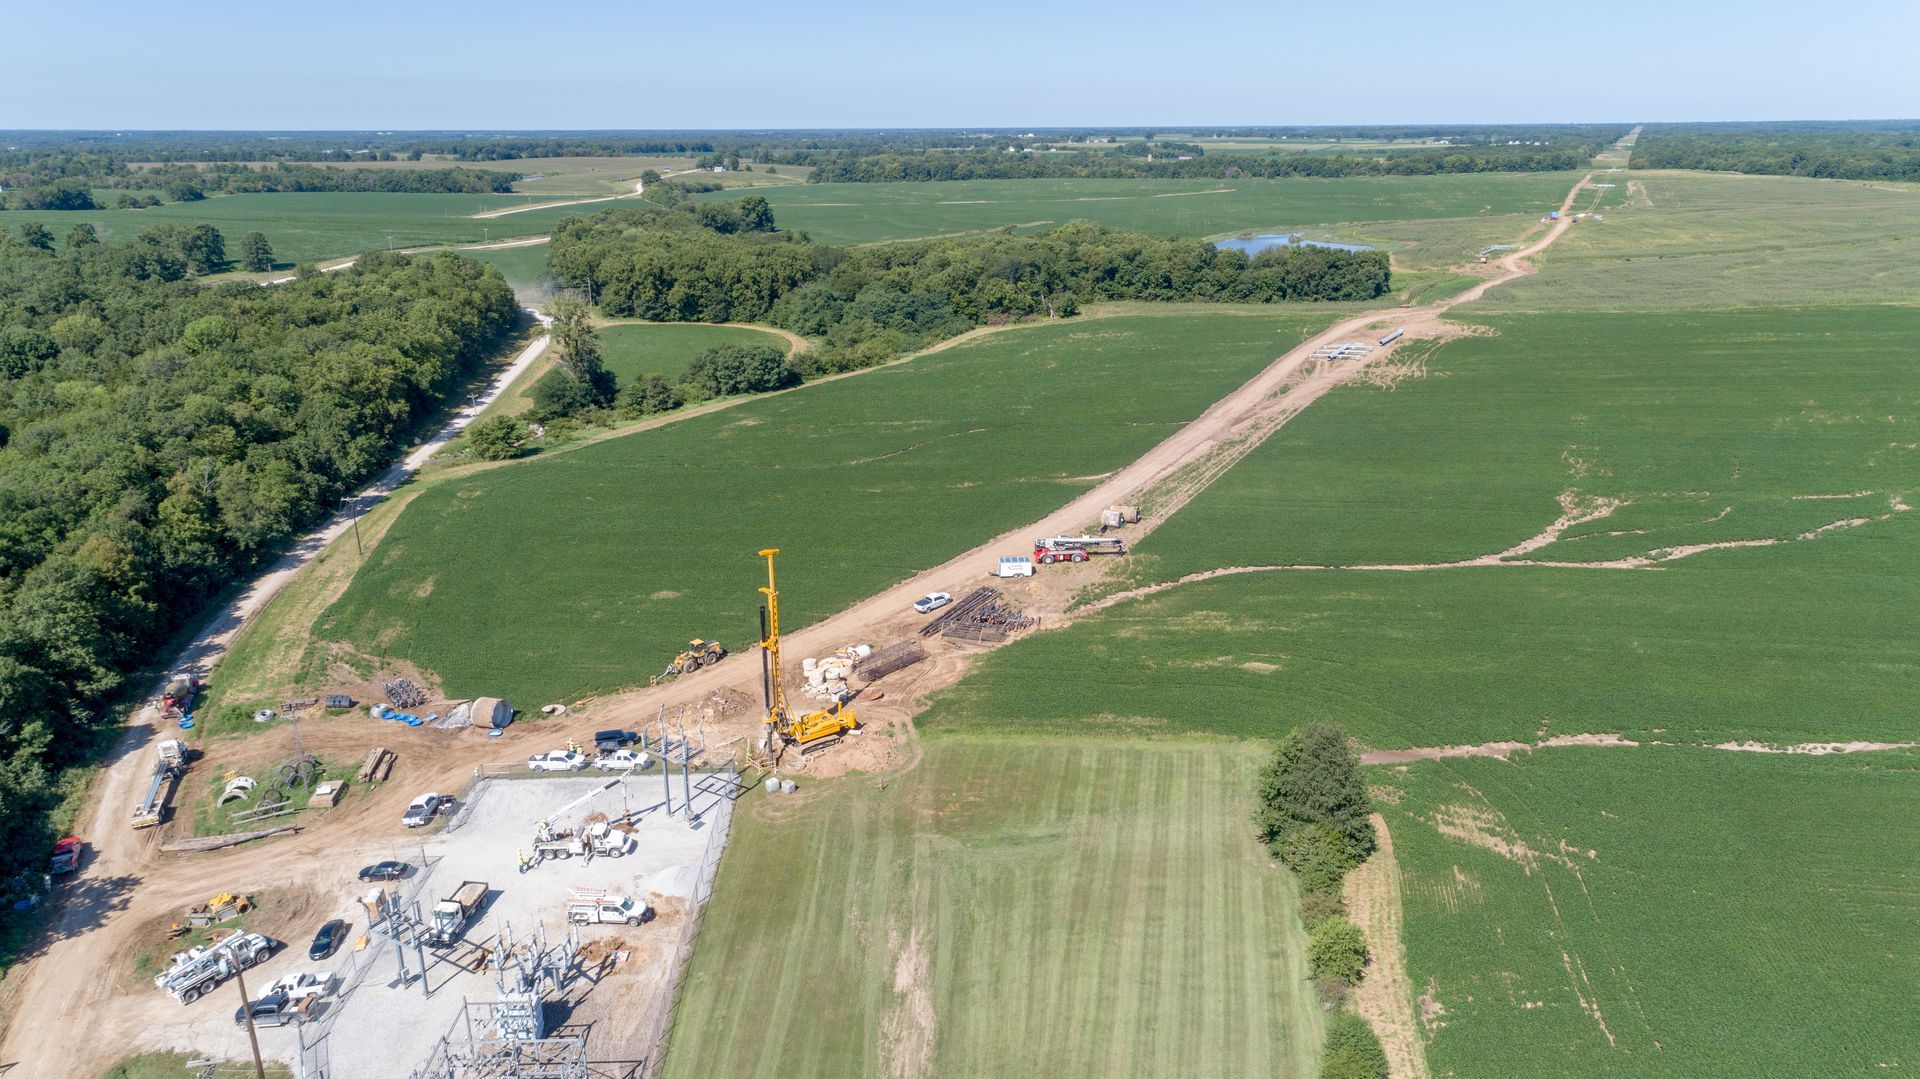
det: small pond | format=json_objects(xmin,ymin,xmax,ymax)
[{"xmin": 1214, "ymin": 233, "xmax": 1373, "ymax": 256}]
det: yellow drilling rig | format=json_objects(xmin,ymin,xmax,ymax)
[{"xmin": 758, "ymin": 548, "xmax": 858, "ymax": 757}]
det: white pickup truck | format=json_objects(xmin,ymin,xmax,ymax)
[{"xmin": 566, "ymin": 892, "xmax": 653, "ymax": 927}]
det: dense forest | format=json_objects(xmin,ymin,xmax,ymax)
[
  {"xmin": 804, "ymin": 143, "xmax": 1599, "ymax": 183},
  {"xmin": 1632, "ymin": 121, "xmax": 1920, "ymax": 181},
  {"xmin": 545, "ymin": 197, "xmax": 1385, "ymax": 395},
  {"xmin": 0, "ymin": 233, "xmax": 517, "ymax": 896}
]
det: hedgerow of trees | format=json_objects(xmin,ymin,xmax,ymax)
[
  {"xmin": 547, "ymin": 197, "xmax": 1387, "ymax": 391},
  {"xmin": 1251, "ymin": 722, "xmax": 1387, "ymax": 1076},
  {"xmin": 1631, "ymin": 120, "xmax": 1920, "ymax": 182},
  {"xmin": 0, "ymin": 160, "xmax": 521, "ymax": 211},
  {"xmin": 805, "ymin": 143, "xmax": 1601, "ymax": 183},
  {"xmin": 0, "ymin": 232, "xmax": 516, "ymax": 912}
]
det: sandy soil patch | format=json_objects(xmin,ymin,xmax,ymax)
[{"xmin": 1343, "ymin": 813, "xmax": 1431, "ymax": 1079}]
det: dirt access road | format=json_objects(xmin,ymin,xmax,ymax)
[{"xmin": 0, "ymin": 175, "xmax": 1592, "ymax": 1075}]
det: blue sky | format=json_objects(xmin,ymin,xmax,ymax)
[{"xmin": 5, "ymin": 0, "xmax": 1916, "ymax": 129}]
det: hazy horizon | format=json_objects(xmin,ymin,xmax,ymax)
[{"xmin": 6, "ymin": 0, "xmax": 1914, "ymax": 129}]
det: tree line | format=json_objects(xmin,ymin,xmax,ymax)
[
  {"xmin": 547, "ymin": 197, "xmax": 1388, "ymax": 384},
  {"xmin": 0, "ymin": 233, "xmax": 517, "ymax": 911},
  {"xmin": 805, "ymin": 143, "xmax": 1601, "ymax": 184},
  {"xmin": 6, "ymin": 218, "xmax": 278, "ymax": 273},
  {"xmin": 1631, "ymin": 121, "xmax": 1920, "ymax": 182},
  {"xmin": 1, "ymin": 159, "xmax": 520, "ymax": 211}
]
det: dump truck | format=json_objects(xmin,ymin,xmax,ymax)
[
  {"xmin": 155, "ymin": 931, "xmax": 276, "ymax": 1004},
  {"xmin": 132, "ymin": 739, "xmax": 189, "ymax": 829},
  {"xmin": 566, "ymin": 889, "xmax": 652, "ymax": 927},
  {"xmin": 49, "ymin": 837, "xmax": 82, "ymax": 875},
  {"xmin": 427, "ymin": 880, "xmax": 487, "ymax": 948},
  {"xmin": 662, "ymin": 639, "xmax": 726, "ymax": 679}
]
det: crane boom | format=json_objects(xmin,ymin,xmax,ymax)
[{"xmin": 535, "ymin": 777, "xmax": 620, "ymax": 841}]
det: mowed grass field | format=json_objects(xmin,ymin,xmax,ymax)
[
  {"xmin": 313, "ymin": 308, "xmax": 1349, "ymax": 703},
  {"xmin": 663, "ymin": 739, "xmax": 1321, "ymax": 1079},
  {"xmin": 0, "ymin": 192, "xmax": 590, "ymax": 266},
  {"xmin": 1379, "ymin": 747, "xmax": 1920, "ymax": 1076},
  {"xmin": 1131, "ymin": 305, "xmax": 1920, "ymax": 577},
  {"xmin": 702, "ymin": 173, "xmax": 1576, "ymax": 246},
  {"xmin": 598, "ymin": 322, "xmax": 794, "ymax": 382}
]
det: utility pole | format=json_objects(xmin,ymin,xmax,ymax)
[
  {"xmin": 232, "ymin": 964, "xmax": 268, "ymax": 1079},
  {"xmin": 341, "ymin": 496, "xmax": 363, "ymax": 561}
]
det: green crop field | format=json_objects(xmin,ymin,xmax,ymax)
[
  {"xmin": 917, "ymin": 305, "xmax": 1919, "ymax": 750},
  {"xmin": 460, "ymin": 242, "xmax": 555, "ymax": 297},
  {"xmin": 919, "ymin": 516, "xmax": 1919, "ymax": 749},
  {"xmin": 598, "ymin": 321, "xmax": 794, "ymax": 383},
  {"xmin": 0, "ymin": 192, "xmax": 591, "ymax": 266},
  {"xmin": 663, "ymin": 739, "xmax": 1321, "ymax": 1079},
  {"xmin": 1378, "ymin": 747, "xmax": 1920, "ymax": 1077},
  {"xmin": 1485, "ymin": 170, "xmax": 1920, "ymax": 311},
  {"xmin": 701, "ymin": 173, "xmax": 1576, "ymax": 246},
  {"xmin": 309, "ymin": 307, "xmax": 1349, "ymax": 704},
  {"xmin": 1131, "ymin": 305, "xmax": 1920, "ymax": 578}
]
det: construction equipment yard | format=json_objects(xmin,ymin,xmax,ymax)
[{"xmin": 132, "ymin": 772, "xmax": 735, "ymax": 1076}]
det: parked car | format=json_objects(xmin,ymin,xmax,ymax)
[
  {"xmin": 308, "ymin": 919, "xmax": 349, "ymax": 961},
  {"xmin": 357, "ymin": 860, "xmax": 412, "ymax": 882},
  {"xmin": 235, "ymin": 990, "xmax": 305, "ymax": 1028},
  {"xmin": 593, "ymin": 749, "xmax": 650, "ymax": 772},
  {"xmin": 527, "ymin": 749, "xmax": 587, "ymax": 772},
  {"xmin": 593, "ymin": 729, "xmax": 639, "ymax": 749},
  {"xmin": 913, "ymin": 591, "xmax": 953, "ymax": 614},
  {"xmin": 402, "ymin": 792, "xmax": 450, "ymax": 828}
]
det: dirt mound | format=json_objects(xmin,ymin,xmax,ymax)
[{"xmin": 696, "ymin": 686, "xmax": 755, "ymax": 719}]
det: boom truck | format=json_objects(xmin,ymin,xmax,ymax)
[
  {"xmin": 759, "ymin": 548, "xmax": 858, "ymax": 756},
  {"xmin": 154, "ymin": 931, "xmax": 277, "ymax": 1004},
  {"xmin": 1033, "ymin": 535, "xmax": 1127, "ymax": 564},
  {"xmin": 529, "ymin": 778, "xmax": 634, "ymax": 865},
  {"xmin": 427, "ymin": 880, "xmax": 488, "ymax": 948}
]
